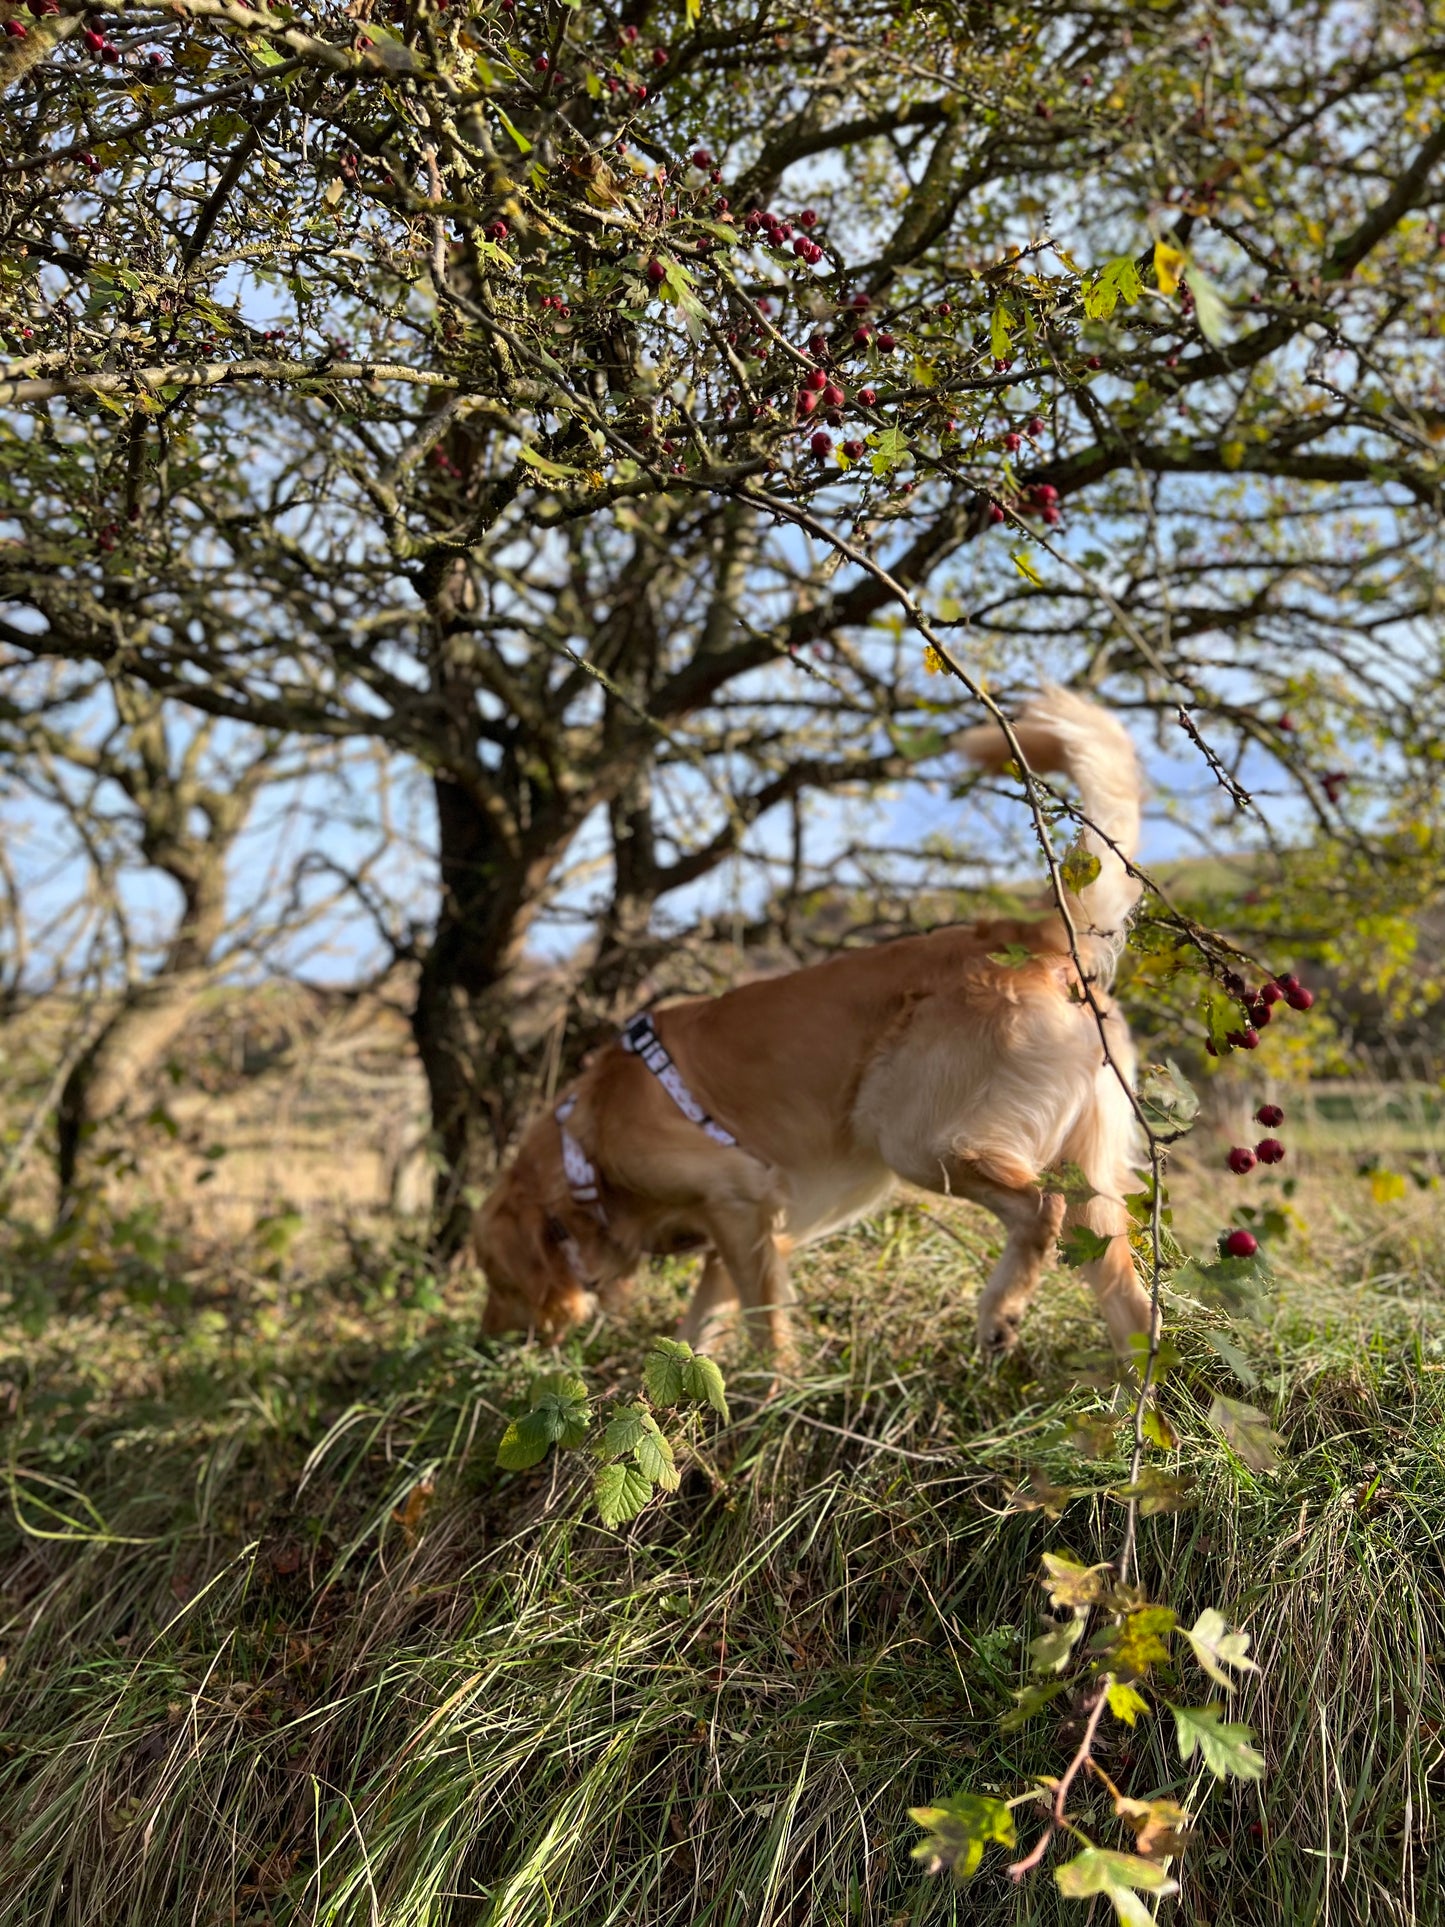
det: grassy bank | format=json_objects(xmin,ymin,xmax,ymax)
[{"xmin": 1, "ymin": 1191, "xmax": 1443, "ymax": 1926}]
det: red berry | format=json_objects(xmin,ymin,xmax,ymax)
[
  {"xmin": 1255, "ymin": 1138, "xmax": 1285, "ymax": 1165},
  {"xmin": 1248, "ymin": 1002, "xmax": 1271, "ymax": 1028},
  {"xmin": 1227, "ymin": 1146, "xmax": 1257, "ymax": 1175},
  {"xmin": 875, "ymin": 331, "xmax": 897, "ymax": 352},
  {"xmin": 533, "ymin": 52, "xmax": 549, "ymax": 70},
  {"xmin": 83, "ymin": 26, "xmax": 104, "ymax": 48},
  {"xmin": 988, "ymin": 503, "xmax": 1006, "ymax": 524},
  {"xmin": 1226, "ymin": 1027, "xmax": 1260, "ymax": 1051},
  {"xmin": 822, "ymin": 382, "xmax": 845, "ymax": 407},
  {"xmin": 852, "ymin": 326, "xmax": 871, "ymax": 347},
  {"xmin": 1225, "ymin": 1229, "xmax": 1259, "ymax": 1259},
  {"xmin": 851, "ymin": 292, "xmax": 871, "ymax": 309},
  {"xmin": 1086, "ymin": 354, "xmax": 1102, "ymax": 369},
  {"xmin": 1003, "ymin": 431, "xmax": 1021, "ymax": 452},
  {"xmin": 6, "ymin": 18, "xmax": 27, "ymax": 35},
  {"xmin": 488, "ymin": 219, "xmax": 508, "ymax": 240},
  {"xmin": 1256, "ymin": 1104, "xmax": 1285, "ymax": 1128},
  {"xmin": 858, "ymin": 386, "xmax": 877, "ymax": 405},
  {"xmin": 621, "ymin": 21, "xmax": 637, "ymax": 38},
  {"xmin": 804, "ymin": 368, "xmax": 827, "ymax": 392},
  {"xmin": 1032, "ymin": 483, "xmax": 1059, "ymax": 504},
  {"xmin": 1286, "ymin": 987, "xmax": 1314, "ymax": 1011},
  {"xmin": 692, "ymin": 149, "xmax": 712, "ymax": 169},
  {"xmin": 645, "ymin": 258, "xmax": 666, "ymax": 283},
  {"xmin": 1042, "ymin": 505, "xmax": 1061, "ymax": 525},
  {"xmin": 809, "ymin": 334, "xmax": 828, "ymax": 357},
  {"xmin": 799, "ymin": 208, "xmax": 818, "ymax": 228},
  {"xmin": 1027, "ymin": 416, "xmax": 1045, "ymax": 437},
  {"xmin": 1275, "ymin": 974, "xmax": 1300, "ymax": 994},
  {"xmin": 809, "ymin": 431, "xmax": 831, "ymax": 457},
  {"xmin": 796, "ymin": 389, "xmax": 819, "ymax": 416},
  {"xmin": 1277, "ymin": 713, "xmax": 1294, "ymax": 732},
  {"xmin": 842, "ymin": 439, "xmax": 865, "ymax": 459},
  {"xmin": 936, "ymin": 301, "xmax": 952, "ymax": 317},
  {"xmin": 1035, "ymin": 100, "xmax": 1053, "ymax": 119},
  {"xmin": 652, "ymin": 45, "xmax": 667, "ymax": 66},
  {"xmin": 100, "ymin": 41, "xmax": 118, "ymax": 59},
  {"xmin": 1259, "ymin": 982, "xmax": 1282, "ymax": 1008}
]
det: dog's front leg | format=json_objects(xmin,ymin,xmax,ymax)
[{"xmin": 678, "ymin": 1249, "xmax": 738, "ymax": 1351}]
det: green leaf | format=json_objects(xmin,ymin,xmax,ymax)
[
  {"xmin": 602, "ymin": 1404, "xmax": 649, "ymax": 1456},
  {"xmin": 869, "ymin": 425, "xmax": 910, "ymax": 475},
  {"xmin": 634, "ymin": 1418, "xmax": 680, "ymax": 1490},
  {"xmin": 1199, "ymin": 984, "xmax": 1240, "ymax": 1054},
  {"xmin": 496, "ymin": 1408, "xmax": 554, "ymax": 1471},
  {"xmin": 1207, "ymin": 1395, "xmax": 1285, "ymax": 1474},
  {"xmin": 644, "ymin": 1337, "xmax": 691, "ymax": 1406},
  {"xmin": 1112, "ymin": 1466, "xmax": 1194, "ymax": 1517},
  {"xmin": 1059, "ymin": 1224, "xmax": 1114, "ymax": 1268},
  {"xmin": 999, "ymin": 1676, "xmax": 1069, "ymax": 1729},
  {"xmin": 1188, "ymin": 265, "xmax": 1233, "ymax": 345},
  {"xmin": 594, "ymin": 1460, "xmax": 653, "ymax": 1527},
  {"xmin": 1011, "ymin": 549, "xmax": 1044, "ymax": 586},
  {"xmin": 532, "ymin": 1372, "xmax": 592, "ymax": 1447},
  {"xmin": 1061, "ymin": 844, "xmax": 1102, "ymax": 895},
  {"xmin": 909, "ymin": 1792, "xmax": 1015, "ymax": 1882},
  {"xmin": 1170, "ymin": 1702, "xmax": 1266, "ymax": 1780},
  {"xmin": 989, "ymin": 304, "xmax": 1013, "ymax": 359},
  {"xmin": 1106, "ymin": 1680, "xmax": 1151, "ymax": 1726},
  {"xmin": 989, "ymin": 942, "xmax": 1035, "ymax": 969},
  {"xmin": 517, "ymin": 444, "xmax": 581, "ymax": 482},
  {"xmin": 1030, "ymin": 1614, "xmax": 1085, "ymax": 1673},
  {"xmin": 681, "ymin": 1351, "xmax": 729, "ymax": 1420},
  {"xmin": 494, "ymin": 105, "xmax": 533, "ymax": 152},
  {"xmin": 1203, "ymin": 1329, "xmax": 1259, "ymax": 1388},
  {"xmin": 1183, "ymin": 1608, "xmax": 1259, "ymax": 1689},
  {"xmin": 1055, "ymin": 1847, "xmax": 1178, "ymax": 1927}
]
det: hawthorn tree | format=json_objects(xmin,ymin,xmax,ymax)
[{"xmin": 4, "ymin": 0, "xmax": 1445, "ymax": 1229}]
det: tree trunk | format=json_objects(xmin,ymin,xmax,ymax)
[{"xmin": 411, "ymin": 773, "xmax": 569, "ymax": 1251}]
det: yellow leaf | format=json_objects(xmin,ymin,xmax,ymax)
[
  {"xmin": 1221, "ymin": 440, "xmax": 1246, "ymax": 470},
  {"xmin": 1154, "ymin": 240, "xmax": 1186, "ymax": 296},
  {"xmin": 1011, "ymin": 551, "xmax": 1044, "ymax": 587},
  {"xmin": 1371, "ymin": 1168, "xmax": 1408, "ymax": 1204}
]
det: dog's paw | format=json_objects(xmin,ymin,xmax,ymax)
[{"xmin": 978, "ymin": 1308, "xmax": 1023, "ymax": 1358}]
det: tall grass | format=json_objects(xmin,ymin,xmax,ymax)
[{"xmin": 1, "ymin": 1190, "xmax": 1443, "ymax": 1925}]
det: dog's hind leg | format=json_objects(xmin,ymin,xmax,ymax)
[{"xmin": 1059, "ymin": 1061, "xmax": 1154, "ymax": 1358}]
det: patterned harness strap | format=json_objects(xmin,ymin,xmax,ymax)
[
  {"xmin": 555, "ymin": 1092, "xmax": 605, "ymax": 1225},
  {"xmin": 620, "ymin": 1012, "xmax": 738, "ymax": 1148}
]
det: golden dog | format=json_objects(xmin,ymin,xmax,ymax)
[{"xmin": 475, "ymin": 688, "xmax": 1152, "ymax": 1360}]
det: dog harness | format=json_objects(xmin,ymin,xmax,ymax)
[
  {"xmin": 553, "ymin": 1011, "xmax": 738, "ymax": 1231},
  {"xmin": 620, "ymin": 1012, "xmax": 737, "ymax": 1146}
]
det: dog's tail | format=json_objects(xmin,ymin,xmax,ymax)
[{"xmin": 960, "ymin": 687, "xmax": 1143, "ymax": 972}]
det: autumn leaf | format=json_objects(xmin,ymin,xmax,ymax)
[
  {"xmin": 1100, "ymin": 1604, "xmax": 1177, "ymax": 1679},
  {"xmin": 1056, "ymin": 1846, "xmax": 1178, "ymax": 1927},
  {"xmin": 1183, "ymin": 1607, "xmax": 1259, "ymax": 1689},
  {"xmin": 1039, "ymin": 1552, "xmax": 1115, "ymax": 1610},
  {"xmin": 909, "ymin": 1792, "xmax": 1015, "ymax": 1881},
  {"xmin": 1208, "ymin": 1395, "xmax": 1286, "ymax": 1473},
  {"xmin": 1029, "ymin": 1614, "xmax": 1085, "ymax": 1673},
  {"xmin": 1115, "ymin": 1794, "xmax": 1194, "ymax": 1859},
  {"xmin": 1105, "ymin": 1679, "xmax": 1151, "ymax": 1726},
  {"xmin": 1011, "ymin": 550, "xmax": 1045, "ymax": 586},
  {"xmin": 1154, "ymin": 239, "xmax": 1186, "ymax": 296}
]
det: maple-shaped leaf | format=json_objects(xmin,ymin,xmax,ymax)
[
  {"xmin": 1105, "ymin": 1680, "xmax": 1151, "ymax": 1726},
  {"xmin": 1040, "ymin": 1161, "xmax": 1099, "ymax": 1205},
  {"xmin": 1183, "ymin": 1608, "xmax": 1259, "ymax": 1689},
  {"xmin": 1011, "ymin": 1469, "xmax": 1080, "ymax": 1519},
  {"xmin": 1170, "ymin": 1702, "xmax": 1266, "ymax": 1780},
  {"xmin": 1029, "ymin": 1614, "xmax": 1085, "ymax": 1674},
  {"xmin": 1055, "ymin": 1846, "xmax": 1178, "ymax": 1927},
  {"xmin": 1100, "ymin": 1604, "xmax": 1177, "ymax": 1680},
  {"xmin": 909, "ymin": 1792, "xmax": 1015, "ymax": 1882},
  {"xmin": 1040, "ymin": 1552, "xmax": 1115, "ymax": 1610},
  {"xmin": 594, "ymin": 1461, "xmax": 653, "ymax": 1528},
  {"xmin": 1065, "ymin": 1414, "xmax": 1120, "ymax": 1460},
  {"xmin": 1208, "ymin": 1396, "xmax": 1286, "ymax": 1474},
  {"xmin": 1112, "ymin": 1467, "xmax": 1194, "ymax": 1517},
  {"xmin": 1137, "ymin": 1058, "xmax": 1199, "ymax": 1139},
  {"xmin": 1115, "ymin": 1794, "xmax": 1194, "ymax": 1859},
  {"xmin": 1059, "ymin": 1224, "xmax": 1114, "ymax": 1268}
]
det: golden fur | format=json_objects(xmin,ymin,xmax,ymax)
[{"xmin": 475, "ymin": 689, "xmax": 1154, "ymax": 1360}]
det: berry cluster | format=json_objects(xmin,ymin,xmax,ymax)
[
  {"xmin": 1222, "ymin": 1103, "xmax": 1290, "ymax": 1257},
  {"xmin": 1207, "ymin": 970, "xmax": 1314, "ymax": 1057}
]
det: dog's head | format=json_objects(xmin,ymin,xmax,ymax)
[{"xmin": 474, "ymin": 1150, "xmax": 604, "ymax": 1342}]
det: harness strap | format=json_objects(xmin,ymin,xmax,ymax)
[
  {"xmin": 621, "ymin": 1012, "xmax": 737, "ymax": 1148},
  {"xmin": 555, "ymin": 1093, "xmax": 606, "ymax": 1226}
]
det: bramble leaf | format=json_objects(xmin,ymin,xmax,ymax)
[
  {"xmin": 909, "ymin": 1792, "xmax": 1015, "ymax": 1881},
  {"xmin": 1183, "ymin": 1608, "xmax": 1259, "ymax": 1689},
  {"xmin": 644, "ymin": 1337, "xmax": 691, "ymax": 1406},
  {"xmin": 594, "ymin": 1461, "xmax": 653, "ymax": 1528},
  {"xmin": 1055, "ymin": 1846, "xmax": 1178, "ymax": 1926},
  {"xmin": 682, "ymin": 1351, "xmax": 729, "ymax": 1421},
  {"xmin": 633, "ymin": 1419, "xmax": 680, "ymax": 1490},
  {"xmin": 1170, "ymin": 1702, "xmax": 1265, "ymax": 1779},
  {"xmin": 603, "ymin": 1404, "xmax": 649, "ymax": 1456},
  {"xmin": 496, "ymin": 1409, "xmax": 553, "ymax": 1471}
]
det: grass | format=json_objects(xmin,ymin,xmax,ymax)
[{"xmin": 2, "ymin": 1178, "xmax": 1444, "ymax": 1927}]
